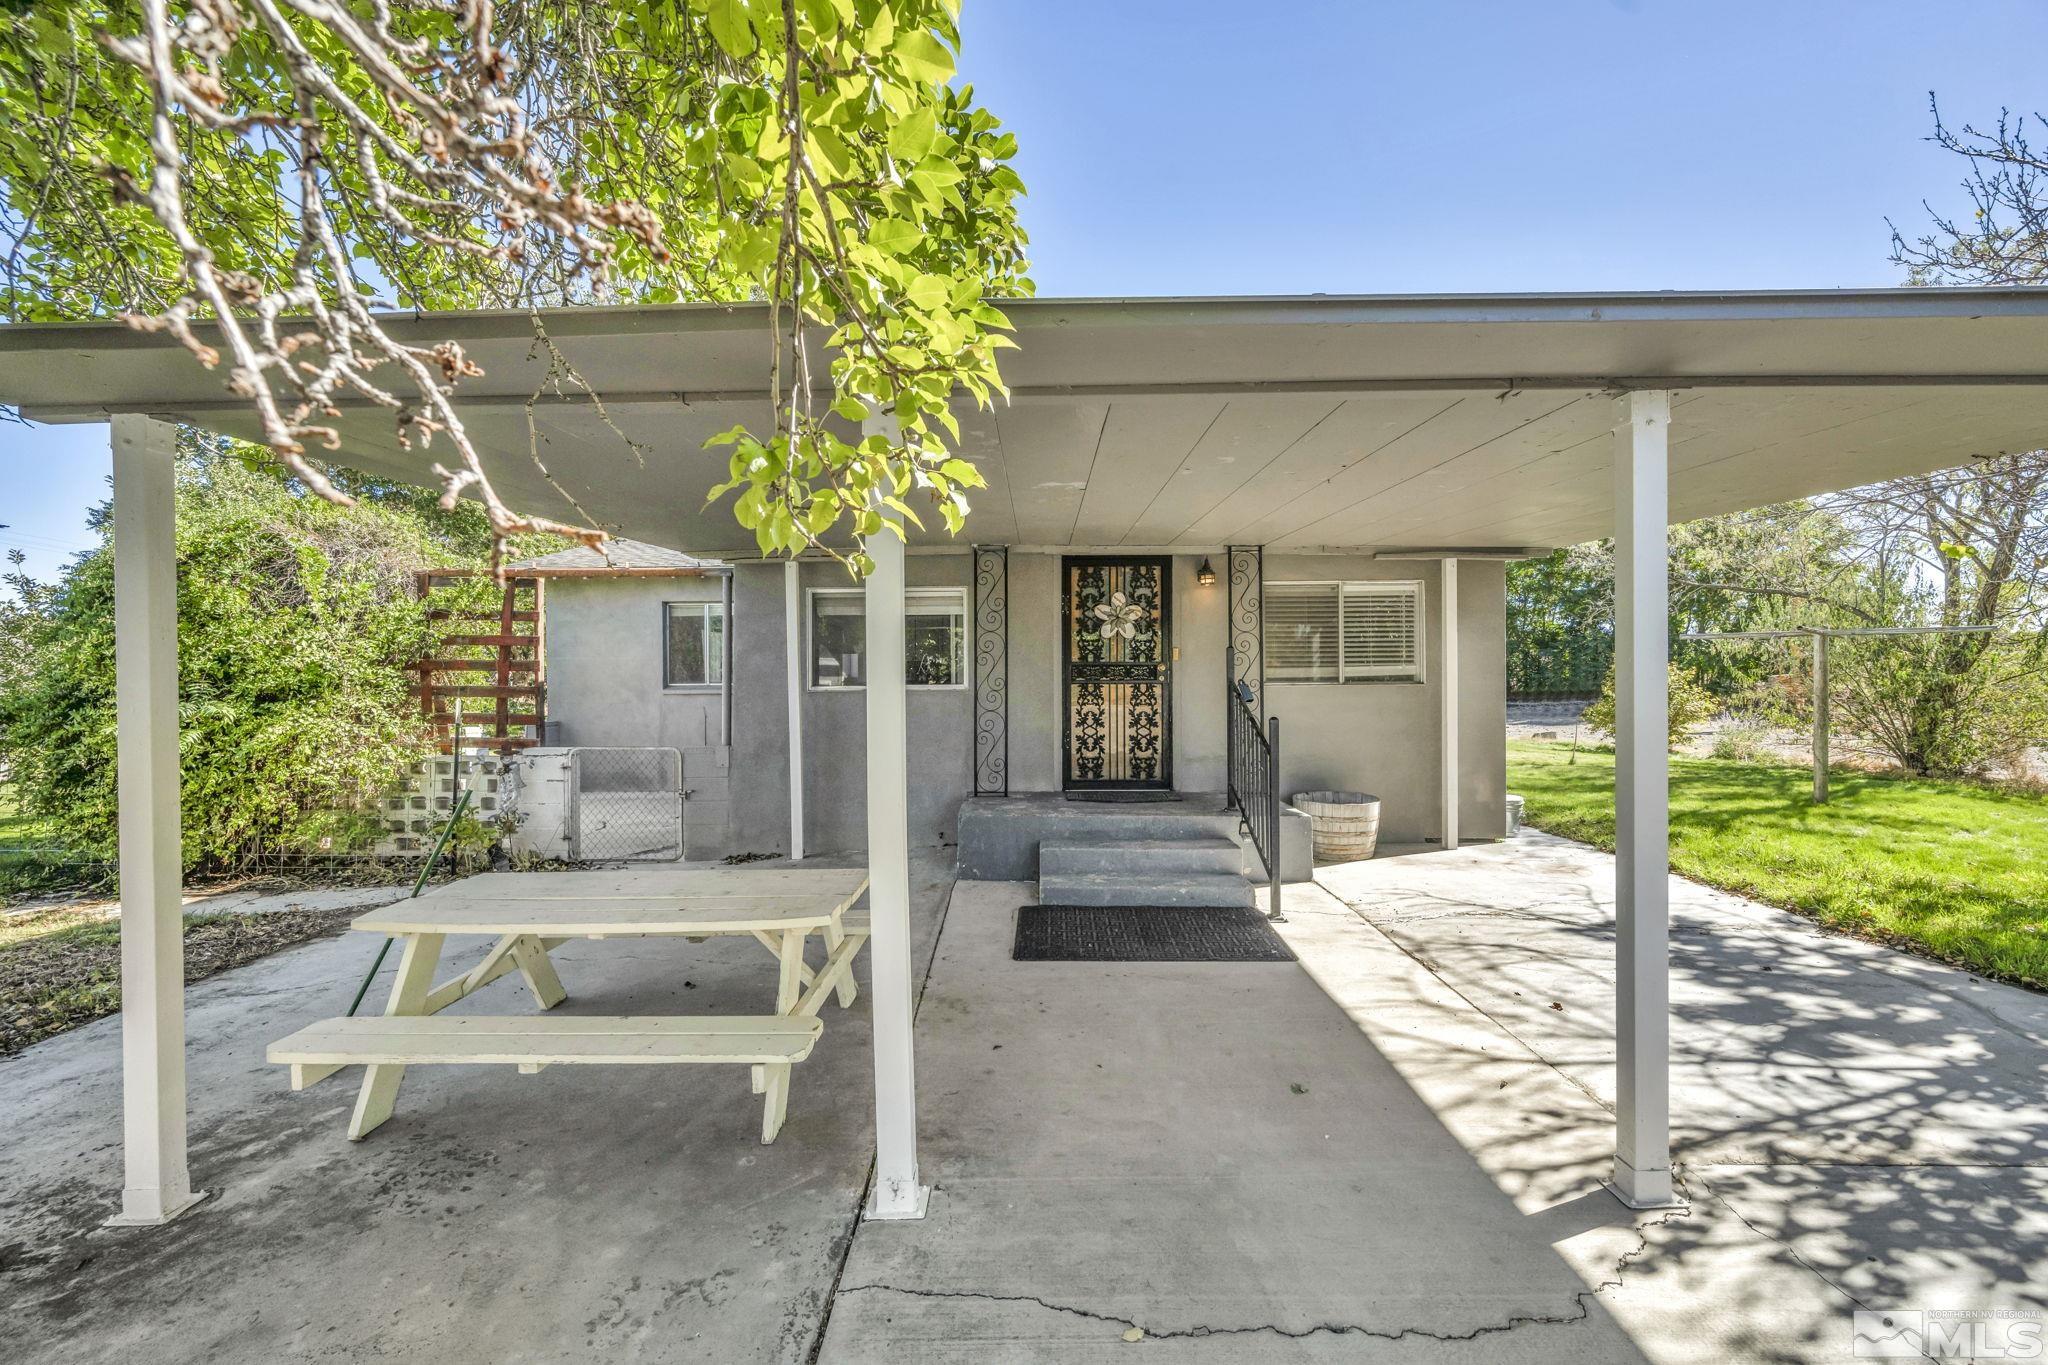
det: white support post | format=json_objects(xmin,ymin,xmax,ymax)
[
  {"xmin": 1439, "ymin": 557, "xmax": 1460, "ymax": 850},
  {"xmin": 107, "ymin": 415, "xmax": 205, "ymax": 1227},
  {"xmin": 1610, "ymin": 390, "xmax": 1677, "ymax": 1209},
  {"xmin": 784, "ymin": 560, "xmax": 805, "ymax": 859},
  {"xmin": 862, "ymin": 414, "xmax": 927, "ymax": 1220}
]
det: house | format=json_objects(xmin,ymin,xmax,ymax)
[
  {"xmin": 9, "ymin": 287, "xmax": 2048, "ymax": 1224},
  {"xmin": 513, "ymin": 534, "xmax": 1491, "ymax": 885}
]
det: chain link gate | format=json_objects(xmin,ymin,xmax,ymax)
[{"xmin": 568, "ymin": 748, "xmax": 684, "ymax": 861}]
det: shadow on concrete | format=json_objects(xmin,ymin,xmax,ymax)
[{"xmin": 1313, "ymin": 832, "xmax": 2048, "ymax": 1363}]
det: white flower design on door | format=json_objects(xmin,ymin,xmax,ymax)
[{"xmin": 1093, "ymin": 590, "xmax": 1145, "ymax": 642}]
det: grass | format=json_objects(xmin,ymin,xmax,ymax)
[
  {"xmin": 1507, "ymin": 739, "xmax": 2048, "ymax": 991},
  {"xmin": 0, "ymin": 905, "xmax": 359, "ymax": 1054}
]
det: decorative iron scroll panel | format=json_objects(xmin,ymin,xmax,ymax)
[
  {"xmin": 1227, "ymin": 545, "xmax": 1264, "ymax": 718},
  {"xmin": 972, "ymin": 546, "xmax": 1009, "ymax": 796},
  {"xmin": 1062, "ymin": 556, "xmax": 1172, "ymax": 789}
]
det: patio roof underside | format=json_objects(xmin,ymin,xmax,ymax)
[{"xmin": 9, "ymin": 288, "xmax": 2048, "ymax": 553}]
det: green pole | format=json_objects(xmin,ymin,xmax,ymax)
[{"xmin": 347, "ymin": 784, "xmax": 473, "ymax": 1016}]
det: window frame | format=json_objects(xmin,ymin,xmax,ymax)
[
  {"xmin": 805, "ymin": 585, "xmax": 971, "ymax": 692},
  {"xmin": 1262, "ymin": 578, "xmax": 1427, "ymax": 685},
  {"xmin": 661, "ymin": 599, "xmax": 725, "ymax": 691}
]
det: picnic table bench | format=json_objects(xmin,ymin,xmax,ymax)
[{"xmin": 267, "ymin": 869, "xmax": 870, "ymax": 1144}]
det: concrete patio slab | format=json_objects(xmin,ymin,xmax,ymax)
[
  {"xmin": 9, "ymin": 834, "xmax": 2044, "ymax": 1363},
  {"xmin": 816, "ymin": 878, "xmax": 1652, "ymax": 1362},
  {"xmin": 0, "ymin": 853, "xmax": 953, "ymax": 1365}
]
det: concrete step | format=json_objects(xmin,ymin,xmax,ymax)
[
  {"xmin": 1039, "ymin": 838, "xmax": 1243, "ymax": 878},
  {"xmin": 1035, "ymin": 871, "xmax": 1255, "ymax": 909}
]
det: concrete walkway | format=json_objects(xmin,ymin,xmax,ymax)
[
  {"xmin": 822, "ymin": 837, "xmax": 2047, "ymax": 1362},
  {"xmin": 820, "ymin": 878, "xmax": 1649, "ymax": 1361},
  {"xmin": 1309, "ymin": 833, "xmax": 2048, "ymax": 1362}
]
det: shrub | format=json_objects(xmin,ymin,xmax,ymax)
[
  {"xmin": 0, "ymin": 435, "xmax": 508, "ymax": 874},
  {"xmin": 1709, "ymin": 714, "xmax": 1775, "ymax": 763},
  {"xmin": 1583, "ymin": 661, "xmax": 1718, "ymax": 752}
]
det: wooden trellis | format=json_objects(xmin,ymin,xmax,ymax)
[{"xmin": 414, "ymin": 570, "xmax": 546, "ymax": 753}]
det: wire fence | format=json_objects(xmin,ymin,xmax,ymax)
[{"xmin": 570, "ymin": 747, "xmax": 684, "ymax": 862}]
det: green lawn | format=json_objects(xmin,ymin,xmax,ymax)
[{"xmin": 1507, "ymin": 740, "xmax": 2048, "ymax": 990}]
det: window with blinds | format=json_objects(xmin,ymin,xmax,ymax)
[{"xmin": 1262, "ymin": 580, "xmax": 1424, "ymax": 683}]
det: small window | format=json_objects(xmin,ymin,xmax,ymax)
[
  {"xmin": 664, "ymin": 601, "xmax": 724, "ymax": 688},
  {"xmin": 1264, "ymin": 580, "xmax": 1423, "ymax": 683},
  {"xmin": 809, "ymin": 587, "xmax": 967, "ymax": 689}
]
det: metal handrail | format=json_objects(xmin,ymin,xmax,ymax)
[{"xmin": 1226, "ymin": 680, "xmax": 1284, "ymax": 922}]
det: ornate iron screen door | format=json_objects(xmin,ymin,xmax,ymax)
[{"xmin": 1062, "ymin": 556, "xmax": 1172, "ymax": 790}]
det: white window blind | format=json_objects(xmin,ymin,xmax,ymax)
[
  {"xmin": 1262, "ymin": 580, "xmax": 1424, "ymax": 683},
  {"xmin": 1265, "ymin": 582, "xmax": 1341, "ymax": 682},
  {"xmin": 1341, "ymin": 582, "xmax": 1422, "ymax": 679}
]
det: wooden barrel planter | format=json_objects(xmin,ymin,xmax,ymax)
[{"xmin": 1292, "ymin": 790, "xmax": 1381, "ymax": 862}]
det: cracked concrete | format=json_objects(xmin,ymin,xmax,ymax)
[
  {"xmin": 818, "ymin": 837, "xmax": 2046, "ymax": 1363},
  {"xmin": 1311, "ymin": 833, "xmax": 2048, "ymax": 1363},
  {"xmin": 814, "ymin": 877, "xmax": 1653, "ymax": 1362}
]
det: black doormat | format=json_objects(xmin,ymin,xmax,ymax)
[
  {"xmin": 1064, "ymin": 790, "xmax": 1183, "ymax": 804},
  {"xmin": 1014, "ymin": 906, "xmax": 1296, "ymax": 962}
]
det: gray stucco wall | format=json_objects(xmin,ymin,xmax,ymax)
[
  {"xmin": 1262, "ymin": 555, "xmax": 1507, "ymax": 845},
  {"xmin": 797, "ymin": 555, "xmax": 974, "ymax": 853},
  {"xmin": 540, "ymin": 576, "xmax": 725, "ymax": 751},
  {"xmin": 720, "ymin": 555, "xmax": 974, "ymax": 857}
]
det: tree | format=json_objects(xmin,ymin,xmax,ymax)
[
  {"xmin": 0, "ymin": 1, "xmax": 1030, "ymax": 570},
  {"xmin": 1506, "ymin": 545, "xmax": 1612, "ymax": 697},
  {"xmin": 0, "ymin": 434, "xmax": 515, "ymax": 870},
  {"xmin": 1581, "ymin": 662, "xmax": 1718, "ymax": 753},
  {"xmin": 1816, "ymin": 459, "xmax": 2048, "ymax": 775},
  {"xmin": 1890, "ymin": 98, "xmax": 2048, "ymax": 284}
]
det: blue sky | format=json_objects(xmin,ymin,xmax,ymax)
[{"xmin": 6, "ymin": 0, "xmax": 2048, "ymax": 584}]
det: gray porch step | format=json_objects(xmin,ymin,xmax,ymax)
[
  {"xmin": 1035, "ymin": 870, "xmax": 1255, "ymax": 909},
  {"xmin": 1039, "ymin": 838, "xmax": 1243, "ymax": 878}
]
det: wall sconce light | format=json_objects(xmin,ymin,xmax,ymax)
[{"xmin": 1196, "ymin": 557, "xmax": 1217, "ymax": 587}]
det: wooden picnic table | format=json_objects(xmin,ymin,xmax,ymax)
[{"xmin": 268, "ymin": 868, "xmax": 870, "ymax": 1145}]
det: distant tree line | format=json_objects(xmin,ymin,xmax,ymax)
[{"xmin": 1508, "ymin": 469, "xmax": 2048, "ymax": 777}]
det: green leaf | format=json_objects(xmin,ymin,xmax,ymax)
[
  {"xmin": 888, "ymin": 107, "xmax": 938, "ymax": 163},
  {"xmin": 892, "ymin": 29, "xmax": 955, "ymax": 85},
  {"xmin": 705, "ymin": 0, "xmax": 758, "ymax": 57},
  {"xmin": 866, "ymin": 216, "xmax": 925, "ymax": 254},
  {"xmin": 903, "ymin": 272, "xmax": 950, "ymax": 310}
]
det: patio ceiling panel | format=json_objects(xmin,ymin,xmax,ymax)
[
  {"xmin": 1166, "ymin": 394, "xmax": 1465, "ymax": 547},
  {"xmin": 1449, "ymin": 385, "xmax": 2048, "ymax": 549},
  {"xmin": 949, "ymin": 404, "xmax": 1020, "ymax": 545},
  {"xmin": 1226, "ymin": 389, "xmax": 1594, "ymax": 547},
  {"xmin": 1285, "ymin": 393, "xmax": 1617, "ymax": 548},
  {"xmin": 986, "ymin": 397, "xmax": 1107, "ymax": 544},
  {"xmin": 1116, "ymin": 395, "xmax": 1339, "ymax": 545},
  {"xmin": 1062, "ymin": 394, "xmax": 1227, "ymax": 546}
]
